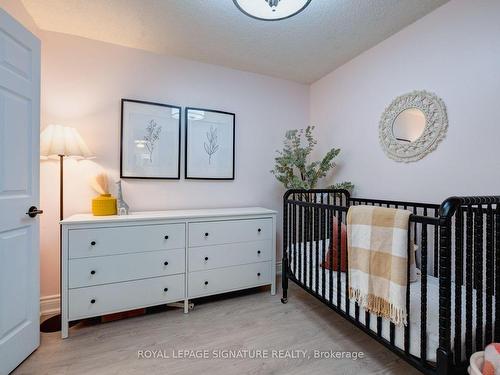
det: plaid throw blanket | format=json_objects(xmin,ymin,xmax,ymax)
[{"xmin": 347, "ymin": 205, "xmax": 412, "ymax": 327}]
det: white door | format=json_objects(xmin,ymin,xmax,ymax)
[{"xmin": 0, "ymin": 8, "xmax": 41, "ymax": 375}]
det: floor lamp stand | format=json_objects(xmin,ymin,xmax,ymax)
[{"xmin": 40, "ymin": 155, "xmax": 76, "ymax": 333}]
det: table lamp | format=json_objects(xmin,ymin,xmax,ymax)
[{"xmin": 39, "ymin": 124, "xmax": 94, "ymax": 332}]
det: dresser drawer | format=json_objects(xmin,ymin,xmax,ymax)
[
  {"xmin": 69, "ymin": 248, "xmax": 185, "ymax": 288},
  {"xmin": 68, "ymin": 274, "xmax": 185, "ymax": 320},
  {"xmin": 188, "ymin": 218, "xmax": 272, "ymax": 247},
  {"xmin": 189, "ymin": 240, "xmax": 272, "ymax": 272},
  {"xmin": 68, "ymin": 223, "xmax": 185, "ymax": 259},
  {"xmin": 188, "ymin": 261, "xmax": 272, "ymax": 298}
]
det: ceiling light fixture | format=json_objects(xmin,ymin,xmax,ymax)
[{"xmin": 233, "ymin": 0, "xmax": 312, "ymax": 21}]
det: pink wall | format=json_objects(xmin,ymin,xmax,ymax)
[
  {"xmin": 310, "ymin": 0, "xmax": 500, "ymax": 203},
  {"xmin": 39, "ymin": 32, "xmax": 309, "ymax": 298}
]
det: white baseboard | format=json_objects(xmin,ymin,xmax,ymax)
[
  {"xmin": 40, "ymin": 294, "xmax": 60, "ymax": 317},
  {"xmin": 40, "ymin": 262, "xmax": 282, "ymax": 316},
  {"xmin": 276, "ymin": 261, "xmax": 282, "ymax": 275}
]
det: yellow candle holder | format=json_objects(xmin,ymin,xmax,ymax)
[{"xmin": 92, "ymin": 194, "xmax": 117, "ymax": 216}]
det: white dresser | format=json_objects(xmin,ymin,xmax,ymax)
[{"xmin": 61, "ymin": 207, "xmax": 276, "ymax": 338}]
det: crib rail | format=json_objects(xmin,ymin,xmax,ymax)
[
  {"xmin": 350, "ymin": 197, "xmax": 440, "ymax": 210},
  {"xmin": 281, "ymin": 190, "xmax": 500, "ymax": 375}
]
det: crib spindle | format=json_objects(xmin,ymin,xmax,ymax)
[
  {"xmin": 421, "ymin": 221, "xmax": 428, "ymax": 363},
  {"xmin": 404, "ymin": 225, "xmax": 411, "ymax": 354},
  {"xmin": 282, "ymin": 200, "xmax": 289, "ymax": 304},
  {"xmin": 423, "ymin": 207, "xmax": 428, "ymax": 272},
  {"xmin": 413, "ymin": 206, "xmax": 418, "ymax": 246},
  {"xmin": 454, "ymin": 208, "xmax": 464, "ymax": 363},
  {"xmin": 304, "ymin": 203, "xmax": 309, "ymax": 286},
  {"xmin": 438, "ymin": 208, "xmax": 453, "ymax": 359},
  {"xmin": 308, "ymin": 205, "xmax": 313, "ymax": 290},
  {"xmin": 344, "ymin": 210, "xmax": 350, "ymax": 317},
  {"xmin": 434, "ymin": 208, "xmax": 439, "ymax": 277},
  {"xmin": 314, "ymin": 206, "xmax": 319, "ymax": 294},
  {"xmin": 336, "ymin": 207, "xmax": 342, "ymax": 308},
  {"xmin": 465, "ymin": 206, "xmax": 474, "ymax": 357},
  {"xmin": 485, "ymin": 205, "xmax": 493, "ymax": 345},
  {"xmin": 329, "ymin": 207, "xmax": 334, "ymax": 304},
  {"xmin": 285, "ymin": 201, "xmax": 290, "ymax": 272},
  {"xmin": 292, "ymin": 201, "xmax": 297, "ymax": 277},
  {"xmin": 377, "ymin": 317, "xmax": 382, "ymax": 338},
  {"xmin": 495, "ymin": 204, "xmax": 500, "ymax": 341},
  {"xmin": 474, "ymin": 205, "xmax": 484, "ymax": 350},
  {"xmin": 321, "ymin": 206, "xmax": 326, "ymax": 300},
  {"xmin": 298, "ymin": 204, "xmax": 303, "ymax": 284},
  {"xmin": 352, "ymin": 201, "xmax": 360, "ymax": 322}
]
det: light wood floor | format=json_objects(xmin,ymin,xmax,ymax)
[{"xmin": 15, "ymin": 281, "xmax": 421, "ymax": 375}]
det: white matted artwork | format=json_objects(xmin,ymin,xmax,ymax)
[
  {"xmin": 185, "ymin": 108, "xmax": 235, "ymax": 180},
  {"xmin": 120, "ymin": 99, "xmax": 181, "ymax": 179}
]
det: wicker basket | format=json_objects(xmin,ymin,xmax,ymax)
[{"xmin": 92, "ymin": 194, "xmax": 117, "ymax": 216}]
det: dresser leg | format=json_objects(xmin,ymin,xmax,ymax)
[
  {"xmin": 271, "ymin": 282, "xmax": 276, "ymax": 296},
  {"xmin": 184, "ymin": 300, "xmax": 189, "ymax": 314},
  {"xmin": 62, "ymin": 319, "xmax": 69, "ymax": 339}
]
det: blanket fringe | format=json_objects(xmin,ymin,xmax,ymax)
[{"xmin": 349, "ymin": 287, "xmax": 407, "ymax": 327}]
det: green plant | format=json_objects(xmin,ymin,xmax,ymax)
[{"xmin": 271, "ymin": 126, "xmax": 353, "ymax": 192}]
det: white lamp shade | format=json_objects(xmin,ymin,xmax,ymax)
[{"xmin": 40, "ymin": 124, "xmax": 94, "ymax": 160}]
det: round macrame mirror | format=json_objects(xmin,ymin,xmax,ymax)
[{"xmin": 379, "ymin": 90, "xmax": 448, "ymax": 162}]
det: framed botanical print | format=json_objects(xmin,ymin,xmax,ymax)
[
  {"xmin": 185, "ymin": 107, "xmax": 235, "ymax": 180},
  {"xmin": 120, "ymin": 99, "xmax": 181, "ymax": 179}
]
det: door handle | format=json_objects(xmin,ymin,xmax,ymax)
[{"xmin": 26, "ymin": 206, "xmax": 44, "ymax": 218}]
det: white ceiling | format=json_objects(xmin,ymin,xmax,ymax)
[{"xmin": 22, "ymin": 0, "xmax": 448, "ymax": 84}]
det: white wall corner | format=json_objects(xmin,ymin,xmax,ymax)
[{"xmin": 40, "ymin": 294, "xmax": 60, "ymax": 317}]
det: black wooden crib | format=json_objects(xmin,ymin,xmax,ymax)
[{"xmin": 280, "ymin": 189, "xmax": 500, "ymax": 374}]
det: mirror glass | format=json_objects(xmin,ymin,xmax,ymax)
[{"xmin": 392, "ymin": 108, "xmax": 426, "ymax": 143}]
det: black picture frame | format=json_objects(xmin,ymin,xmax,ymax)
[
  {"xmin": 184, "ymin": 107, "xmax": 235, "ymax": 180},
  {"xmin": 120, "ymin": 99, "xmax": 181, "ymax": 179}
]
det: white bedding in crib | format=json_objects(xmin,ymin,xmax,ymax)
[{"xmin": 289, "ymin": 241, "xmax": 491, "ymax": 363}]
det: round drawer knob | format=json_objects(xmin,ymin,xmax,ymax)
[
  {"xmin": 90, "ymin": 241, "xmax": 96, "ymax": 246},
  {"xmin": 257, "ymin": 272, "xmax": 261, "ymax": 277},
  {"xmin": 90, "ymin": 270, "xmax": 96, "ymax": 275},
  {"xmin": 90, "ymin": 299, "xmax": 96, "ymax": 304},
  {"xmin": 258, "ymin": 228, "xmax": 262, "ymax": 233},
  {"xmin": 257, "ymin": 250, "xmax": 261, "ymax": 254},
  {"xmin": 164, "ymin": 235, "xmax": 169, "ymax": 240},
  {"xmin": 204, "ymin": 256, "xmax": 209, "ymax": 261},
  {"xmin": 163, "ymin": 287, "xmax": 168, "ymax": 292},
  {"xmin": 164, "ymin": 261, "xmax": 169, "ymax": 266},
  {"xmin": 205, "ymin": 232, "xmax": 209, "ymax": 237},
  {"xmin": 204, "ymin": 281, "xmax": 208, "ymax": 286}
]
